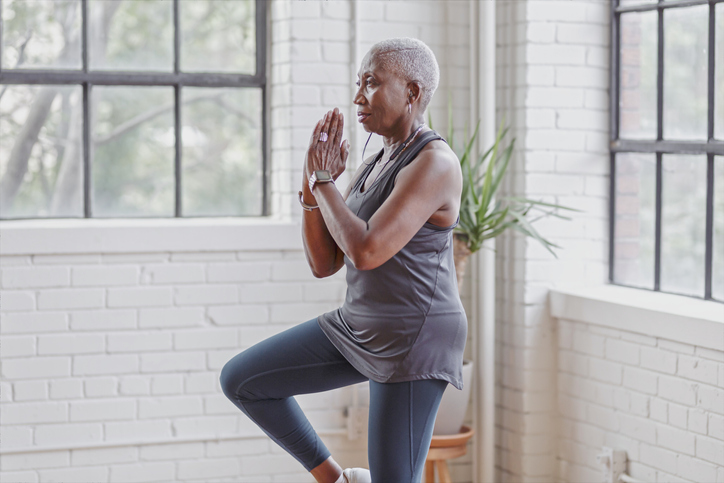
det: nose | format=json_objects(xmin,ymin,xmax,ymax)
[{"xmin": 353, "ymin": 85, "xmax": 365, "ymax": 106}]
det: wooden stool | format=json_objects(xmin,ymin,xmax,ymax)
[{"xmin": 424, "ymin": 425, "xmax": 474, "ymax": 483}]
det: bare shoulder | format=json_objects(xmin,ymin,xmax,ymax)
[{"xmin": 400, "ymin": 137, "xmax": 461, "ymax": 181}]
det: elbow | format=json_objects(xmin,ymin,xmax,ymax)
[
  {"xmin": 309, "ymin": 257, "xmax": 342, "ymax": 279},
  {"xmin": 308, "ymin": 262, "xmax": 332, "ymax": 278},
  {"xmin": 311, "ymin": 268, "xmax": 329, "ymax": 279},
  {"xmin": 348, "ymin": 248, "xmax": 377, "ymax": 272}
]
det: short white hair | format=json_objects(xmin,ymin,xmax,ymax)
[{"xmin": 370, "ymin": 37, "xmax": 440, "ymax": 111}]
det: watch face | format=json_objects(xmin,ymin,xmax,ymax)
[{"xmin": 315, "ymin": 170, "xmax": 332, "ymax": 181}]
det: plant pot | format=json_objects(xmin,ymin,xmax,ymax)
[{"xmin": 433, "ymin": 359, "xmax": 473, "ymax": 435}]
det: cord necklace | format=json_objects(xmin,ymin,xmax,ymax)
[{"xmin": 365, "ymin": 123, "xmax": 425, "ymax": 190}]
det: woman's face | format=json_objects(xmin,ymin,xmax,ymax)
[{"xmin": 354, "ymin": 52, "xmax": 410, "ymax": 136}]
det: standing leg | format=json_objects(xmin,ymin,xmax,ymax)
[
  {"xmin": 367, "ymin": 378, "xmax": 448, "ymax": 482},
  {"xmin": 220, "ymin": 318, "xmax": 367, "ymax": 477}
]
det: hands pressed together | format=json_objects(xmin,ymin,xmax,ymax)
[{"xmin": 304, "ymin": 107, "xmax": 351, "ymax": 184}]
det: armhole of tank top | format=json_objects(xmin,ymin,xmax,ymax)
[{"xmin": 391, "ymin": 133, "xmax": 446, "ymax": 186}]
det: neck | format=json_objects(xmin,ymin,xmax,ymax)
[{"xmin": 381, "ymin": 115, "xmax": 425, "ymax": 151}]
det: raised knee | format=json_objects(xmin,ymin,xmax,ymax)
[
  {"xmin": 219, "ymin": 361, "xmax": 238, "ymax": 400},
  {"xmin": 219, "ymin": 355, "xmax": 261, "ymax": 404}
]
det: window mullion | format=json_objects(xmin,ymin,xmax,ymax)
[
  {"xmin": 174, "ymin": 0, "xmax": 181, "ymax": 217},
  {"xmin": 82, "ymin": 0, "xmax": 91, "ymax": 218},
  {"xmin": 704, "ymin": 2, "xmax": 715, "ymax": 299},
  {"xmin": 708, "ymin": 0, "xmax": 715, "ymax": 141},
  {"xmin": 609, "ymin": 0, "xmax": 619, "ymax": 286},
  {"xmin": 175, "ymin": 85, "xmax": 182, "ymax": 218},
  {"xmin": 609, "ymin": 153, "xmax": 616, "ymax": 284},
  {"xmin": 657, "ymin": 3, "xmax": 664, "ymax": 142},
  {"xmin": 705, "ymin": 155, "xmax": 714, "ymax": 299},
  {"xmin": 83, "ymin": 83, "xmax": 92, "ymax": 218},
  {"xmin": 654, "ymin": 3, "xmax": 664, "ymax": 291},
  {"xmin": 257, "ymin": 0, "xmax": 268, "ymax": 216},
  {"xmin": 655, "ymin": 154, "xmax": 663, "ymax": 291},
  {"xmin": 174, "ymin": 0, "xmax": 180, "ymax": 74},
  {"xmin": 81, "ymin": 0, "xmax": 88, "ymax": 73},
  {"xmin": 610, "ymin": 0, "xmax": 620, "ymax": 142}
]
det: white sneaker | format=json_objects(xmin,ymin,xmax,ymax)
[{"xmin": 341, "ymin": 467, "xmax": 372, "ymax": 483}]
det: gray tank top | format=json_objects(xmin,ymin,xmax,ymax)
[{"xmin": 317, "ymin": 130, "xmax": 468, "ymax": 390}]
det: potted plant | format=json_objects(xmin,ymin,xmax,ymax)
[{"xmin": 430, "ymin": 111, "xmax": 579, "ymax": 435}]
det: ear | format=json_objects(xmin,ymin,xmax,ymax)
[{"xmin": 407, "ymin": 82, "xmax": 422, "ymax": 104}]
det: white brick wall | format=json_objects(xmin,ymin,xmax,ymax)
[
  {"xmin": 558, "ymin": 319, "xmax": 724, "ymax": 483},
  {"xmin": 0, "ymin": 248, "xmax": 350, "ymax": 482},
  {"xmin": 271, "ymin": 0, "xmax": 472, "ymax": 221},
  {"xmin": 495, "ymin": 0, "xmax": 610, "ymax": 481}
]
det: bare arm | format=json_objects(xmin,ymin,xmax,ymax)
[
  {"xmin": 301, "ymin": 109, "xmax": 366, "ymax": 278},
  {"xmin": 307, "ymin": 112, "xmax": 461, "ymax": 271},
  {"xmin": 313, "ymin": 147, "xmax": 458, "ymax": 270}
]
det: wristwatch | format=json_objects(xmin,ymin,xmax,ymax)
[{"xmin": 309, "ymin": 170, "xmax": 333, "ymax": 193}]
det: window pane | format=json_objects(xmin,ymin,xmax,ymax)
[
  {"xmin": 182, "ymin": 88, "xmax": 262, "ymax": 216},
  {"xmin": 660, "ymin": 155, "xmax": 707, "ymax": 297},
  {"xmin": 663, "ymin": 5, "xmax": 708, "ymax": 140},
  {"xmin": 92, "ymin": 86, "xmax": 174, "ymax": 217},
  {"xmin": 716, "ymin": 5, "xmax": 724, "ymax": 140},
  {"xmin": 180, "ymin": 0, "xmax": 256, "ymax": 74},
  {"xmin": 0, "ymin": 85, "xmax": 84, "ymax": 219},
  {"xmin": 620, "ymin": 11, "xmax": 657, "ymax": 139},
  {"xmin": 714, "ymin": 157, "xmax": 724, "ymax": 302},
  {"xmin": 614, "ymin": 153, "xmax": 656, "ymax": 289},
  {"xmin": 88, "ymin": 0, "xmax": 173, "ymax": 72},
  {"xmin": 1, "ymin": 0, "xmax": 81, "ymax": 69}
]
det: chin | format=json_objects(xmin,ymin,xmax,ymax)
[{"xmin": 360, "ymin": 122, "xmax": 376, "ymax": 134}]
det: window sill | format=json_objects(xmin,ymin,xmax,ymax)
[
  {"xmin": 550, "ymin": 284, "xmax": 724, "ymax": 352},
  {"xmin": 0, "ymin": 217, "xmax": 302, "ymax": 255}
]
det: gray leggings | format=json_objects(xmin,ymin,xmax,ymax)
[{"xmin": 219, "ymin": 318, "xmax": 447, "ymax": 482}]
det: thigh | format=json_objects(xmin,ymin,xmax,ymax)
[
  {"xmin": 368, "ymin": 378, "xmax": 448, "ymax": 483},
  {"xmin": 220, "ymin": 318, "xmax": 367, "ymax": 401}
]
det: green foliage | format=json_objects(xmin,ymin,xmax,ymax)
[{"xmin": 429, "ymin": 106, "xmax": 581, "ymax": 257}]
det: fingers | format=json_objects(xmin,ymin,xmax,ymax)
[
  {"xmin": 328, "ymin": 108, "xmax": 341, "ymax": 146},
  {"xmin": 333, "ymin": 109, "xmax": 344, "ymax": 148},
  {"xmin": 309, "ymin": 113, "xmax": 326, "ymax": 145},
  {"xmin": 320, "ymin": 109, "xmax": 333, "ymax": 142},
  {"xmin": 341, "ymin": 139, "xmax": 350, "ymax": 164}
]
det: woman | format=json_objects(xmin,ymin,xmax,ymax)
[{"xmin": 220, "ymin": 37, "xmax": 467, "ymax": 483}]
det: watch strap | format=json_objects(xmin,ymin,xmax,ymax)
[{"xmin": 308, "ymin": 170, "xmax": 333, "ymax": 193}]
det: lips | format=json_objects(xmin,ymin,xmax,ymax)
[{"xmin": 357, "ymin": 112, "xmax": 371, "ymax": 123}]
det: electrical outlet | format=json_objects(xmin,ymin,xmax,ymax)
[
  {"xmin": 346, "ymin": 406, "xmax": 368, "ymax": 440},
  {"xmin": 596, "ymin": 447, "xmax": 627, "ymax": 483}
]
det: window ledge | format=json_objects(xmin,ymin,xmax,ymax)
[
  {"xmin": 550, "ymin": 284, "xmax": 724, "ymax": 351},
  {"xmin": 0, "ymin": 217, "xmax": 303, "ymax": 255}
]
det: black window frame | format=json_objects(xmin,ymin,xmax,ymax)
[
  {"xmin": 0, "ymin": 0, "xmax": 268, "ymax": 219},
  {"xmin": 609, "ymin": 0, "xmax": 724, "ymax": 302}
]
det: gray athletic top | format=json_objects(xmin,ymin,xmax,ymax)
[{"xmin": 317, "ymin": 130, "xmax": 468, "ymax": 390}]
